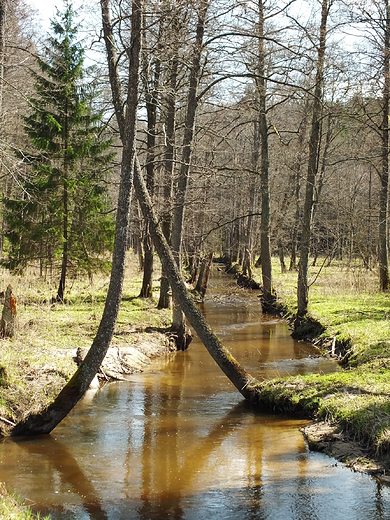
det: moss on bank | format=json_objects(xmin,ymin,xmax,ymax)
[{"xmin": 251, "ymin": 260, "xmax": 390, "ymax": 471}]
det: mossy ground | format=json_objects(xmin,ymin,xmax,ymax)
[{"xmin": 252, "ymin": 259, "xmax": 390, "ymax": 469}]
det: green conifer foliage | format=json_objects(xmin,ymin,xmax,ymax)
[{"xmin": 2, "ymin": 1, "xmax": 115, "ymax": 299}]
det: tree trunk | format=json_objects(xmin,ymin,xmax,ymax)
[
  {"xmin": 0, "ymin": 285, "xmax": 17, "ymax": 338},
  {"xmin": 11, "ymin": 0, "xmax": 142, "ymax": 436},
  {"xmin": 139, "ymin": 227, "xmax": 153, "ymax": 297},
  {"xmin": 257, "ymin": 0, "xmax": 274, "ymax": 312},
  {"xmin": 139, "ymin": 41, "xmax": 161, "ymax": 298},
  {"xmin": 170, "ymin": 0, "xmax": 208, "ymax": 347},
  {"xmin": 297, "ymin": 0, "xmax": 329, "ymax": 318},
  {"xmin": 57, "ymin": 96, "xmax": 70, "ymax": 303},
  {"xmin": 158, "ymin": 51, "xmax": 178, "ymax": 309},
  {"xmin": 242, "ymin": 248, "xmax": 252, "ymax": 279},
  {"xmin": 278, "ymin": 240, "xmax": 286, "ymax": 274},
  {"xmin": 195, "ymin": 256, "xmax": 207, "ymax": 293},
  {"xmin": 200, "ymin": 252, "xmax": 213, "ymax": 298},
  {"xmin": 379, "ymin": 0, "xmax": 390, "ymax": 291},
  {"xmin": 289, "ymin": 101, "xmax": 309, "ymax": 272}
]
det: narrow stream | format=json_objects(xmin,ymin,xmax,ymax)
[{"xmin": 0, "ymin": 271, "xmax": 389, "ymax": 519}]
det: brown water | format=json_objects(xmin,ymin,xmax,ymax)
[{"xmin": 0, "ymin": 271, "xmax": 389, "ymax": 519}]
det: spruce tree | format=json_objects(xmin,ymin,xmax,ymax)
[{"xmin": 2, "ymin": 1, "xmax": 114, "ymax": 299}]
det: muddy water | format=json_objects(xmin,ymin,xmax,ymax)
[{"xmin": 0, "ymin": 271, "xmax": 389, "ymax": 519}]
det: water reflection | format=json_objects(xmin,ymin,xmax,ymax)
[{"xmin": 0, "ymin": 271, "xmax": 389, "ymax": 519}]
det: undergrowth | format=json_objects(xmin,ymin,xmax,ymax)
[{"xmin": 0, "ymin": 483, "xmax": 49, "ymax": 519}]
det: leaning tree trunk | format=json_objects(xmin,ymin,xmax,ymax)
[
  {"xmin": 134, "ymin": 156, "xmax": 259, "ymax": 401},
  {"xmin": 297, "ymin": 0, "xmax": 329, "ymax": 318},
  {"xmin": 11, "ymin": 0, "xmax": 142, "ymax": 436}
]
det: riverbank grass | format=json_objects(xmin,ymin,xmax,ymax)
[
  {"xmin": 252, "ymin": 259, "xmax": 390, "ymax": 466},
  {"xmin": 0, "ymin": 483, "xmax": 49, "ymax": 519}
]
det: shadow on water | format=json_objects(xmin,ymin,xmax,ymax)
[{"xmin": 3, "ymin": 433, "xmax": 108, "ymax": 519}]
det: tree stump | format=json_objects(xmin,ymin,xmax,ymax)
[{"xmin": 0, "ymin": 285, "xmax": 17, "ymax": 338}]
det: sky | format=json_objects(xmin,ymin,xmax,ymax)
[{"xmin": 25, "ymin": 0, "xmax": 86, "ymax": 32}]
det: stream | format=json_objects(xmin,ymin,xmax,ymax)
[{"xmin": 0, "ymin": 270, "xmax": 389, "ymax": 519}]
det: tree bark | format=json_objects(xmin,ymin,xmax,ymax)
[
  {"xmin": 158, "ymin": 38, "xmax": 179, "ymax": 309},
  {"xmin": 289, "ymin": 100, "xmax": 309, "ymax": 272},
  {"xmin": 139, "ymin": 32, "xmax": 161, "ymax": 298},
  {"xmin": 0, "ymin": 284, "xmax": 17, "ymax": 338},
  {"xmin": 379, "ymin": 0, "xmax": 390, "ymax": 291},
  {"xmin": 57, "ymin": 101, "xmax": 69, "ymax": 303},
  {"xmin": 297, "ymin": 0, "xmax": 329, "ymax": 318},
  {"xmin": 200, "ymin": 252, "xmax": 213, "ymax": 298},
  {"xmin": 257, "ymin": 0, "xmax": 274, "ymax": 312},
  {"xmin": 170, "ymin": 0, "xmax": 208, "ymax": 347},
  {"xmin": 11, "ymin": 0, "xmax": 142, "ymax": 436}
]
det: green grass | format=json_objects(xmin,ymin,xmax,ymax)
[{"xmin": 0, "ymin": 483, "xmax": 49, "ymax": 519}]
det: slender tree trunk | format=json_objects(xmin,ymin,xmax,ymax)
[
  {"xmin": 290, "ymin": 101, "xmax": 309, "ymax": 271},
  {"xmin": 311, "ymin": 112, "xmax": 331, "ymax": 264},
  {"xmin": 257, "ymin": 0, "xmax": 274, "ymax": 312},
  {"xmin": 200, "ymin": 252, "xmax": 213, "ymax": 298},
  {"xmin": 158, "ymin": 54, "xmax": 178, "ymax": 309},
  {"xmin": 11, "ymin": 0, "xmax": 142, "ymax": 436},
  {"xmin": 139, "ymin": 35, "xmax": 161, "ymax": 298},
  {"xmin": 170, "ymin": 0, "xmax": 208, "ymax": 348},
  {"xmin": 379, "ymin": 0, "xmax": 390, "ymax": 291},
  {"xmin": 195, "ymin": 256, "xmax": 207, "ymax": 293},
  {"xmin": 296, "ymin": 0, "xmax": 329, "ymax": 318},
  {"xmin": 57, "ymin": 101, "xmax": 69, "ymax": 302}
]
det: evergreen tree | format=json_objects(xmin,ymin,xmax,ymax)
[{"xmin": 2, "ymin": 1, "xmax": 114, "ymax": 299}]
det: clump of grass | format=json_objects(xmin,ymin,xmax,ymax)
[{"xmin": 0, "ymin": 483, "xmax": 49, "ymax": 519}]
